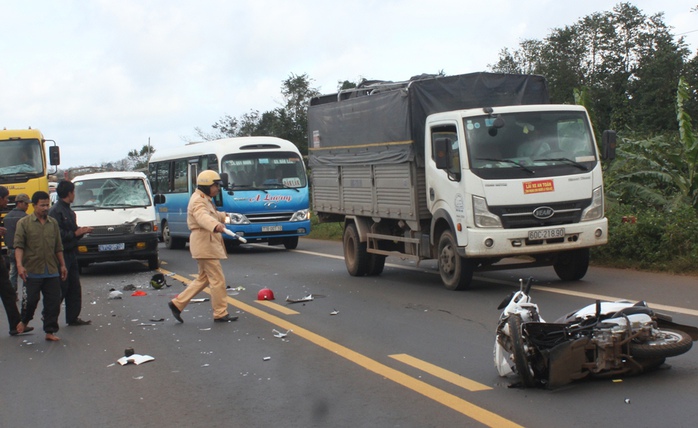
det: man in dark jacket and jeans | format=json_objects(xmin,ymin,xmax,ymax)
[{"xmin": 48, "ymin": 180, "xmax": 93, "ymax": 326}]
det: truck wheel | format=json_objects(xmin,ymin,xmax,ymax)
[
  {"xmin": 343, "ymin": 223, "xmax": 369, "ymax": 276},
  {"xmin": 553, "ymin": 248, "xmax": 589, "ymax": 281},
  {"xmin": 437, "ymin": 230, "xmax": 473, "ymax": 290},
  {"xmin": 367, "ymin": 254, "xmax": 386, "ymax": 276},
  {"xmin": 283, "ymin": 236, "xmax": 299, "ymax": 250}
]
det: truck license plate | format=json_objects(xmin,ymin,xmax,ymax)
[
  {"xmin": 99, "ymin": 243, "xmax": 125, "ymax": 251},
  {"xmin": 262, "ymin": 225, "xmax": 283, "ymax": 232},
  {"xmin": 528, "ymin": 228, "xmax": 565, "ymax": 241}
]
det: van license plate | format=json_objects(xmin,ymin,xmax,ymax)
[
  {"xmin": 99, "ymin": 243, "xmax": 125, "ymax": 251},
  {"xmin": 528, "ymin": 228, "xmax": 565, "ymax": 241},
  {"xmin": 262, "ymin": 226, "xmax": 283, "ymax": 232}
]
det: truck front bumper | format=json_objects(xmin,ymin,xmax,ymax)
[{"xmin": 459, "ymin": 218, "xmax": 608, "ymax": 258}]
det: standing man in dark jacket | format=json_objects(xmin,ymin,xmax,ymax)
[
  {"xmin": 48, "ymin": 180, "xmax": 93, "ymax": 326},
  {"xmin": 4, "ymin": 193, "xmax": 30, "ymax": 294},
  {"xmin": 0, "ymin": 186, "xmax": 33, "ymax": 336}
]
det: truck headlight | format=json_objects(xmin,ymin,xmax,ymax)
[
  {"xmin": 227, "ymin": 213, "xmax": 250, "ymax": 225},
  {"xmin": 290, "ymin": 209, "xmax": 309, "ymax": 222},
  {"xmin": 581, "ymin": 186, "xmax": 604, "ymax": 221},
  {"xmin": 473, "ymin": 196, "xmax": 502, "ymax": 228}
]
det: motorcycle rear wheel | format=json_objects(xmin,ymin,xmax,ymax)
[
  {"xmin": 508, "ymin": 314, "xmax": 537, "ymax": 387},
  {"xmin": 630, "ymin": 329, "xmax": 693, "ymax": 359}
]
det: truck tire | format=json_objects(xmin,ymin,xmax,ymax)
[
  {"xmin": 553, "ymin": 248, "xmax": 589, "ymax": 281},
  {"xmin": 437, "ymin": 230, "xmax": 473, "ymax": 290},
  {"xmin": 343, "ymin": 223, "xmax": 369, "ymax": 276},
  {"xmin": 367, "ymin": 254, "xmax": 386, "ymax": 276}
]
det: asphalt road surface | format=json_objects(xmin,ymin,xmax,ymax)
[{"xmin": 1, "ymin": 238, "xmax": 697, "ymax": 427}]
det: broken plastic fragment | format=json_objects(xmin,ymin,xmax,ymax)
[
  {"xmin": 263, "ymin": 356, "xmax": 271, "ymax": 361},
  {"xmin": 108, "ymin": 290, "xmax": 123, "ymax": 299},
  {"xmin": 273, "ymin": 329, "xmax": 292, "ymax": 338},
  {"xmin": 131, "ymin": 290, "xmax": 147, "ymax": 296},
  {"xmin": 330, "ymin": 310, "xmax": 339, "ymax": 315},
  {"xmin": 191, "ymin": 298, "xmax": 210, "ymax": 303},
  {"xmin": 286, "ymin": 294, "xmax": 313, "ymax": 304}
]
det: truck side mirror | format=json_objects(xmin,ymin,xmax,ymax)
[
  {"xmin": 601, "ymin": 130, "xmax": 616, "ymax": 161},
  {"xmin": 49, "ymin": 145, "xmax": 60, "ymax": 166},
  {"xmin": 154, "ymin": 194, "xmax": 166, "ymax": 205},
  {"xmin": 220, "ymin": 172, "xmax": 229, "ymax": 189},
  {"xmin": 433, "ymin": 138, "xmax": 451, "ymax": 170}
]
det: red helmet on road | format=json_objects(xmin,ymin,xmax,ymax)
[{"xmin": 257, "ymin": 288, "xmax": 275, "ymax": 300}]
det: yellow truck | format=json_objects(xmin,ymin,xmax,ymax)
[{"xmin": 0, "ymin": 127, "xmax": 60, "ymax": 218}]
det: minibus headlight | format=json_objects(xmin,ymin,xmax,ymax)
[
  {"xmin": 290, "ymin": 209, "xmax": 309, "ymax": 222},
  {"xmin": 227, "ymin": 213, "xmax": 250, "ymax": 225}
]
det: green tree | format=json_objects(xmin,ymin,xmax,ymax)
[
  {"xmin": 605, "ymin": 77, "xmax": 698, "ymax": 210},
  {"xmin": 127, "ymin": 144, "xmax": 155, "ymax": 170},
  {"xmin": 202, "ymin": 73, "xmax": 320, "ymax": 155},
  {"xmin": 489, "ymin": 2, "xmax": 692, "ymax": 134}
]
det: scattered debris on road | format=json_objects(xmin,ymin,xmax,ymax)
[{"xmin": 286, "ymin": 294, "xmax": 313, "ymax": 304}]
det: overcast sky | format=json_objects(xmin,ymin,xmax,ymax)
[{"xmin": 2, "ymin": 1, "xmax": 697, "ymax": 169}]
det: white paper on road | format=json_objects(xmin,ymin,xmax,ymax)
[{"xmin": 117, "ymin": 354, "xmax": 155, "ymax": 366}]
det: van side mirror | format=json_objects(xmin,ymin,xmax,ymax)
[
  {"xmin": 49, "ymin": 145, "xmax": 60, "ymax": 166},
  {"xmin": 220, "ymin": 172, "xmax": 229, "ymax": 189},
  {"xmin": 601, "ymin": 130, "xmax": 616, "ymax": 161},
  {"xmin": 433, "ymin": 138, "xmax": 451, "ymax": 170},
  {"xmin": 154, "ymin": 194, "xmax": 166, "ymax": 205}
]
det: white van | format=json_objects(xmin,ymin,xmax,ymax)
[{"xmin": 71, "ymin": 171, "xmax": 159, "ymax": 270}]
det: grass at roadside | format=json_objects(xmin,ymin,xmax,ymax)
[{"xmin": 307, "ymin": 215, "xmax": 343, "ymax": 240}]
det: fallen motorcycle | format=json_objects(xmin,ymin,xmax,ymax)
[{"xmin": 494, "ymin": 278, "xmax": 698, "ymax": 388}]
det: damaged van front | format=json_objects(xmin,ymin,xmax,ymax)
[{"xmin": 72, "ymin": 171, "xmax": 159, "ymax": 270}]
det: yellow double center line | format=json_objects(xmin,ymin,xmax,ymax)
[{"xmin": 162, "ymin": 268, "xmax": 522, "ymax": 428}]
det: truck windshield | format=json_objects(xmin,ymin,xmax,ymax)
[
  {"xmin": 73, "ymin": 178, "xmax": 151, "ymax": 209},
  {"xmin": 465, "ymin": 111, "xmax": 596, "ymax": 177},
  {"xmin": 221, "ymin": 152, "xmax": 307, "ymax": 190},
  {"xmin": 0, "ymin": 139, "xmax": 44, "ymax": 179}
]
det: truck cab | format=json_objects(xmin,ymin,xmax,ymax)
[{"xmin": 427, "ymin": 105, "xmax": 607, "ymax": 288}]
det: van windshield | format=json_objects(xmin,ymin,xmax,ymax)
[{"xmin": 73, "ymin": 178, "xmax": 151, "ymax": 210}]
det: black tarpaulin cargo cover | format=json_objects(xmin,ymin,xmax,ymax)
[{"xmin": 308, "ymin": 72, "xmax": 549, "ymax": 167}]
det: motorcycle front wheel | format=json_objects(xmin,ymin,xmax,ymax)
[
  {"xmin": 508, "ymin": 314, "xmax": 537, "ymax": 387},
  {"xmin": 630, "ymin": 329, "xmax": 693, "ymax": 359}
]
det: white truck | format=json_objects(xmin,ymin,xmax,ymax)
[{"xmin": 308, "ymin": 72, "xmax": 616, "ymax": 290}]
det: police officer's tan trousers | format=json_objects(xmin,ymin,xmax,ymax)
[{"xmin": 172, "ymin": 258, "xmax": 229, "ymax": 319}]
